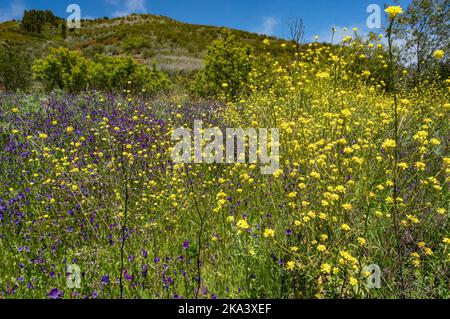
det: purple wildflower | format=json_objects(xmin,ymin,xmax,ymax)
[{"xmin": 47, "ymin": 288, "xmax": 64, "ymax": 299}]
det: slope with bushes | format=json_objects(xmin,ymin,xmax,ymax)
[{"xmin": 0, "ymin": 13, "xmax": 286, "ymax": 75}]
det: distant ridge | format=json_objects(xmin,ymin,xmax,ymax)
[{"xmin": 0, "ymin": 13, "xmax": 286, "ymax": 73}]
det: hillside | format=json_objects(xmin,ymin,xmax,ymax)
[{"xmin": 0, "ymin": 13, "xmax": 286, "ymax": 74}]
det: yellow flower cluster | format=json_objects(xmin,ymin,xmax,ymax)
[{"xmin": 385, "ymin": 6, "xmax": 403, "ymax": 19}]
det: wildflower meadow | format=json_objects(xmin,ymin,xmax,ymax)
[{"xmin": 0, "ymin": 2, "xmax": 449, "ymax": 300}]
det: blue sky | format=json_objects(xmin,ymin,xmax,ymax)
[{"xmin": 0, "ymin": 0, "xmax": 412, "ymax": 41}]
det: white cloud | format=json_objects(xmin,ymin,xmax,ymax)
[
  {"xmin": 105, "ymin": 0, "xmax": 147, "ymax": 18},
  {"xmin": 257, "ymin": 17, "xmax": 279, "ymax": 36},
  {"xmin": 0, "ymin": 0, "xmax": 25, "ymax": 22}
]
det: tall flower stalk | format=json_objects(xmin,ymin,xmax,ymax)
[{"xmin": 385, "ymin": 5, "xmax": 406, "ymax": 298}]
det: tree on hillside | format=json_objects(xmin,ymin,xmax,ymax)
[
  {"xmin": 193, "ymin": 29, "xmax": 252, "ymax": 100},
  {"xmin": 395, "ymin": 0, "xmax": 449, "ymax": 79},
  {"xmin": 22, "ymin": 10, "xmax": 59, "ymax": 34},
  {"xmin": 0, "ymin": 42, "xmax": 32, "ymax": 92}
]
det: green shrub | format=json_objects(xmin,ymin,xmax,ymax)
[
  {"xmin": 122, "ymin": 35, "xmax": 149, "ymax": 51},
  {"xmin": 192, "ymin": 29, "xmax": 252, "ymax": 100},
  {"xmin": 90, "ymin": 55, "xmax": 172, "ymax": 94},
  {"xmin": 33, "ymin": 47, "xmax": 93, "ymax": 92},
  {"xmin": 33, "ymin": 47, "xmax": 172, "ymax": 94},
  {"xmin": 90, "ymin": 54, "xmax": 137, "ymax": 91},
  {"xmin": 132, "ymin": 63, "xmax": 173, "ymax": 95}
]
